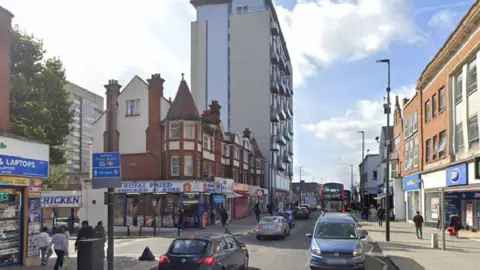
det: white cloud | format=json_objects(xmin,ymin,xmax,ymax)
[
  {"xmin": 275, "ymin": 0, "xmax": 420, "ymax": 86},
  {"xmin": 428, "ymin": 9, "xmax": 459, "ymax": 29}
]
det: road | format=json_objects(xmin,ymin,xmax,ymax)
[{"xmin": 10, "ymin": 212, "xmax": 398, "ymax": 270}]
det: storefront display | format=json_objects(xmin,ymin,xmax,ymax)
[
  {"xmin": 27, "ymin": 198, "xmax": 41, "ymax": 258},
  {"xmin": 403, "ymin": 174, "xmax": 422, "ymax": 222},
  {"xmin": 0, "ymin": 188, "xmax": 22, "ymax": 266},
  {"xmin": 425, "ymin": 192, "xmax": 440, "ymax": 223}
]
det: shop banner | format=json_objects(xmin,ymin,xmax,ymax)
[
  {"xmin": 155, "ymin": 182, "xmax": 182, "ymax": 193},
  {"xmin": 234, "ymin": 183, "xmax": 249, "ymax": 192},
  {"xmin": 214, "ymin": 177, "xmax": 234, "ymax": 193},
  {"xmin": 0, "ymin": 176, "xmax": 43, "ymax": 187},
  {"xmin": 27, "ymin": 198, "xmax": 41, "ymax": 257},
  {"xmin": 0, "ymin": 154, "xmax": 49, "ymax": 178},
  {"xmin": 115, "ymin": 181, "xmax": 214, "ymax": 193},
  {"xmin": 183, "ymin": 182, "xmax": 215, "ymax": 193},
  {"xmin": 214, "ymin": 195, "xmax": 225, "ymax": 203},
  {"xmin": 115, "ymin": 182, "xmax": 155, "ymax": 193},
  {"xmin": 248, "ymin": 185, "xmax": 264, "ymax": 197},
  {"xmin": 41, "ymin": 196, "xmax": 82, "ymax": 208},
  {"xmin": 446, "ymin": 163, "xmax": 468, "ymax": 187}
]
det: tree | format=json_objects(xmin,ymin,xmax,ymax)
[
  {"xmin": 43, "ymin": 164, "xmax": 67, "ymax": 191},
  {"xmin": 10, "ymin": 26, "xmax": 74, "ymax": 165}
]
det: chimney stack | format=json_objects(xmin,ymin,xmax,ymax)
[
  {"xmin": 146, "ymin": 73, "xmax": 165, "ymax": 179},
  {"xmin": 402, "ymin": 98, "xmax": 409, "ymax": 107},
  {"xmin": 103, "ymin": 79, "xmax": 121, "ymax": 152},
  {"xmin": 0, "ymin": 7, "xmax": 13, "ymax": 133},
  {"xmin": 243, "ymin": 128, "xmax": 251, "ymax": 139},
  {"xmin": 208, "ymin": 100, "xmax": 221, "ymax": 123}
]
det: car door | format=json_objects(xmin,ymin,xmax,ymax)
[
  {"xmin": 212, "ymin": 239, "xmax": 230, "ymax": 268},
  {"xmin": 224, "ymin": 236, "xmax": 242, "ymax": 269}
]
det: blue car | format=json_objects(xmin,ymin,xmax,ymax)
[
  {"xmin": 306, "ymin": 214, "xmax": 368, "ymax": 270},
  {"xmin": 275, "ymin": 211, "xmax": 295, "ymax": 228}
]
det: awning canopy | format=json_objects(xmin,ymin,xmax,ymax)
[
  {"xmin": 225, "ymin": 191, "xmax": 243, "ymax": 198},
  {"xmin": 374, "ymin": 194, "xmax": 386, "ymax": 200}
]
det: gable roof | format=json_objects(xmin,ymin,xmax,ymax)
[
  {"xmin": 165, "ymin": 76, "xmax": 201, "ymax": 121},
  {"xmin": 250, "ymin": 138, "xmax": 265, "ymax": 159}
]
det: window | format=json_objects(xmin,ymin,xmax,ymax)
[
  {"xmin": 197, "ymin": 158, "xmax": 201, "ymax": 177},
  {"xmin": 126, "ymin": 99, "xmax": 140, "ymax": 116},
  {"xmin": 425, "ymin": 139, "xmax": 431, "ymax": 163},
  {"xmin": 197, "ymin": 128, "xmax": 201, "ymax": 142},
  {"xmin": 467, "ymin": 58, "xmax": 477, "ymax": 95},
  {"xmin": 432, "ymin": 135, "xmax": 437, "ymax": 160},
  {"xmin": 170, "ymin": 123, "xmax": 180, "ymax": 139},
  {"xmin": 408, "ymin": 117, "xmax": 413, "ymax": 136},
  {"xmin": 439, "ymin": 87, "xmax": 445, "ymax": 111},
  {"xmin": 184, "ymin": 122, "xmax": 194, "ymax": 139},
  {"xmin": 225, "ymin": 146, "xmax": 230, "ymax": 157},
  {"xmin": 404, "ymin": 140, "xmax": 410, "ymax": 170},
  {"xmin": 243, "ymin": 151, "xmax": 249, "ymax": 163},
  {"xmin": 372, "ymin": 170, "xmax": 377, "ymax": 180},
  {"xmin": 203, "ymin": 136, "xmax": 209, "ymax": 149},
  {"xmin": 184, "ymin": 156, "xmax": 193, "ymax": 176},
  {"xmin": 425, "ymin": 100, "xmax": 431, "ymax": 123},
  {"xmin": 412, "ymin": 112, "xmax": 418, "ymax": 132},
  {"xmin": 439, "ymin": 131, "xmax": 447, "ymax": 158},
  {"xmin": 171, "ymin": 157, "xmax": 180, "ymax": 176},
  {"xmin": 413, "ymin": 135, "xmax": 419, "ymax": 167},
  {"xmin": 468, "ymin": 114, "xmax": 479, "ymax": 149},
  {"xmin": 455, "ymin": 123, "xmax": 464, "ymax": 153},
  {"xmin": 210, "ymin": 138, "xmax": 215, "ymax": 152},
  {"xmin": 432, "ymin": 94, "xmax": 437, "ymax": 118},
  {"xmin": 220, "ymin": 168, "xmax": 225, "ymax": 177},
  {"xmin": 454, "ymin": 72, "xmax": 463, "ymax": 104},
  {"xmin": 203, "ymin": 164, "xmax": 208, "ymax": 176},
  {"xmin": 256, "ymin": 159, "xmax": 261, "ymax": 169},
  {"xmin": 404, "ymin": 120, "xmax": 409, "ymax": 137},
  {"xmin": 234, "ymin": 148, "xmax": 240, "ymax": 159}
]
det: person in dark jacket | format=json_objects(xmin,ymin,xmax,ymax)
[
  {"xmin": 449, "ymin": 213, "xmax": 461, "ymax": 238},
  {"xmin": 94, "ymin": 221, "xmax": 106, "ymax": 259},
  {"xmin": 75, "ymin": 221, "xmax": 94, "ymax": 252},
  {"xmin": 267, "ymin": 203, "xmax": 273, "ymax": 216},
  {"xmin": 377, "ymin": 205, "xmax": 385, "ymax": 227},
  {"xmin": 254, "ymin": 203, "xmax": 261, "ymax": 223},
  {"xmin": 220, "ymin": 207, "xmax": 228, "ymax": 228},
  {"xmin": 177, "ymin": 208, "xmax": 184, "ymax": 235},
  {"xmin": 413, "ymin": 211, "xmax": 424, "ymax": 239}
]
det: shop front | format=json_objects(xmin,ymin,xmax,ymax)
[
  {"xmin": 0, "ymin": 135, "xmax": 49, "ymax": 267},
  {"xmin": 275, "ymin": 190, "xmax": 290, "ymax": 212},
  {"xmin": 248, "ymin": 185, "xmax": 267, "ymax": 215},
  {"xmin": 233, "ymin": 183, "xmax": 249, "ymax": 219},
  {"xmin": 40, "ymin": 191, "xmax": 82, "ymax": 233},
  {"xmin": 445, "ymin": 163, "xmax": 470, "ymax": 227},
  {"xmin": 403, "ymin": 174, "xmax": 422, "ymax": 222},
  {"xmin": 112, "ymin": 180, "xmax": 215, "ymax": 230},
  {"xmin": 422, "ymin": 170, "xmax": 446, "ymax": 226},
  {"xmin": 214, "ymin": 177, "xmax": 235, "ymax": 223}
]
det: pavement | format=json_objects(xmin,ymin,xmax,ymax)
[{"xmin": 354, "ymin": 213, "xmax": 480, "ymax": 270}]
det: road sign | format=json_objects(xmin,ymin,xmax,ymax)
[{"xmin": 92, "ymin": 152, "xmax": 122, "ymax": 189}]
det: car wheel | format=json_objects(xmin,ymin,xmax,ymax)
[{"xmin": 241, "ymin": 255, "xmax": 249, "ymax": 270}]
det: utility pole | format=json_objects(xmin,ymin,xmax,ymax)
[
  {"xmin": 350, "ymin": 165, "xmax": 354, "ymax": 203},
  {"xmin": 357, "ymin": 131, "xmax": 365, "ymax": 213},
  {"xmin": 440, "ymin": 188, "xmax": 446, "ymax": 250},
  {"xmin": 106, "ymin": 93, "xmax": 115, "ymax": 270},
  {"xmin": 299, "ymin": 166, "xmax": 303, "ymax": 203},
  {"xmin": 377, "ymin": 58, "xmax": 391, "ymax": 242}
]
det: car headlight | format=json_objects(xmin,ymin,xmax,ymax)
[
  {"xmin": 311, "ymin": 248, "xmax": 322, "ymax": 256},
  {"xmin": 353, "ymin": 248, "xmax": 363, "ymax": 256}
]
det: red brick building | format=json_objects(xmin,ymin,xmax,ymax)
[{"xmin": 86, "ymin": 73, "xmax": 267, "ymax": 229}]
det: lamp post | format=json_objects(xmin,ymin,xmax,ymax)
[
  {"xmin": 299, "ymin": 166, "xmax": 303, "ymax": 203},
  {"xmin": 357, "ymin": 131, "xmax": 365, "ymax": 212},
  {"xmin": 377, "ymin": 58, "xmax": 391, "ymax": 242},
  {"xmin": 349, "ymin": 165, "xmax": 354, "ymax": 204}
]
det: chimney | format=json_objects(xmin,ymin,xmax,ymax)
[
  {"xmin": 243, "ymin": 128, "xmax": 251, "ymax": 139},
  {"xmin": 146, "ymin": 73, "xmax": 165, "ymax": 179},
  {"xmin": 395, "ymin": 95, "xmax": 399, "ymax": 107},
  {"xmin": 402, "ymin": 98, "xmax": 409, "ymax": 107},
  {"xmin": 103, "ymin": 79, "xmax": 121, "ymax": 152},
  {"xmin": 0, "ymin": 7, "xmax": 13, "ymax": 133},
  {"xmin": 208, "ymin": 100, "xmax": 221, "ymax": 123}
]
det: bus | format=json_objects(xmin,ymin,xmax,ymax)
[{"xmin": 321, "ymin": 182, "xmax": 345, "ymax": 212}]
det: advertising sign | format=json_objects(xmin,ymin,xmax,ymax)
[
  {"xmin": 0, "ymin": 154, "xmax": 49, "ymax": 178},
  {"xmin": 155, "ymin": 182, "xmax": 182, "ymax": 193},
  {"xmin": 445, "ymin": 193, "xmax": 461, "ymax": 222},
  {"xmin": 446, "ymin": 163, "xmax": 468, "ymax": 187},
  {"xmin": 27, "ymin": 198, "xmax": 41, "ymax": 257},
  {"xmin": 41, "ymin": 196, "xmax": 82, "ymax": 208}
]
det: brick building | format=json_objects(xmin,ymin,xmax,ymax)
[
  {"xmin": 390, "ymin": 96, "xmax": 406, "ymax": 220},
  {"xmin": 82, "ymin": 73, "xmax": 267, "ymax": 230}
]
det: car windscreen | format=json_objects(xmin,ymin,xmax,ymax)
[
  {"xmin": 275, "ymin": 212, "xmax": 290, "ymax": 218},
  {"xmin": 168, "ymin": 239, "xmax": 209, "ymax": 255},
  {"xmin": 314, "ymin": 223, "xmax": 358, "ymax": 239},
  {"xmin": 260, "ymin": 217, "xmax": 280, "ymax": 223}
]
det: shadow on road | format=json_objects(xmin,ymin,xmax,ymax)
[
  {"xmin": 388, "ymin": 255, "xmax": 425, "ymax": 270},
  {"xmin": 379, "ymin": 241, "xmax": 476, "ymax": 253}
]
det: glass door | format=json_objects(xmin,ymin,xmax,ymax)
[{"xmin": 0, "ymin": 188, "xmax": 23, "ymax": 266}]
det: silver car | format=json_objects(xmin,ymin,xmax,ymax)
[{"xmin": 255, "ymin": 216, "xmax": 291, "ymax": 240}]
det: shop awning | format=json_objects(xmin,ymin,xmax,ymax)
[
  {"xmin": 374, "ymin": 194, "xmax": 386, "ymax": 200},
  {"xmin": 225, "ymin": 191, "xmax": 243, "ymax": 198}
]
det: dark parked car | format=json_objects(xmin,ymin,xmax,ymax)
[
  {"xmin": 294, "ymin": 207, "xmax": 310, "ymax": 219},
  {"xmin": 158, "ymin": 233, "xmax": 249, "ymax": 270}
]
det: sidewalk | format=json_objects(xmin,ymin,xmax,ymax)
[{"xmin": 361, "ymin": 220, "xmax": 480, "ymax": 270}]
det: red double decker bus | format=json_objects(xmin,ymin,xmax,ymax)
[{"xmin": 321, "ymin": 182, "xmax": 345, "ymax": 213}]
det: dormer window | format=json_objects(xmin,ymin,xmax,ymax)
[
  {"xmin": 170, "ymin": 123, "xmax": 180, "ymax": 139},
  {"xmin": 234, "ymin": 148, "xmax": 240, "ymax": 159},
  {"xmin": 256, "ymin": 159, "xmax": 261, "ymax": 169},
  {"xmin": 184, "ymin": 122, "xmax": 194, "ymax": 139}
]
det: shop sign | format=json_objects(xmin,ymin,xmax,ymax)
[
  {"xmin": 234, "ymin": 183, "xmax": 249, "ymax": 191},
  {"xmin": 0, "ymin": 154, "xmax": 49, "ymax": 178},
  {"xmin": 403, "ymin": 174, "xmax": 421, "ymax": 191},
  {"xmin": 445, "ymin": 193, "xmax": 461, "ymax": 223},
  {"xmin": 155, "ymin": 182, "xmax": 182, "ymax": 193},
  {"xmin": 213, "ymin": 195, "xmax": 225, "ymax": 203},
  {"xmin": 0, "ymin": 176, "xmax": 30, "ymax": 186},
  {"xmin": 461, "ymin": 192, "xmax": 480, "ymax": 200},
  {"xmin": 182, "ymin": 181, "xmax": 215, "ymax": 193},
  {"xmin": 214, "ymin": 177, "xmax": 234, "ymax": 193},
  {"xmin": 28, "ymin": 187, "xmax": 42, "ymax": 198},
  {"xmin": 446, "ymin": 163, "xmax": 468, "ymax": 187},
  {"xmin": 116, "ymin": 182, "xmax": 155, "ymax": 193},
  {"xmin": 41, "ymin": 196, "xmax": 82, "ymax": 207}
]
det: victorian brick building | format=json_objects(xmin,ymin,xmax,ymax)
[{"xmin": 84, "ymin": 72, "xmax": 267, "ymax": 229}]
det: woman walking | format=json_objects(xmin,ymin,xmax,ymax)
[{"xmin": 48, "ymin": 226, "xmax": 69, "ymax": 270}]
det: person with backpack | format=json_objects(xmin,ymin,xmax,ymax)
[{"xmin": 94, "ymin": 221, "xmax": 106, "ymax": 259}]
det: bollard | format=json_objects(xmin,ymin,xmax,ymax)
[{"xmin": 431, "ymin": 233, "xmax": 439, "ymax": 249}]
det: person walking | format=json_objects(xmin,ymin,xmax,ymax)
[
  {"xmin": 48, "ymin": 226, "xmax": 69, "ymax": 270},
  {"xmin": 413, "ymin": 211, "xmax": 424, "ymax": 239},
  {"xmin": 449, "ymin": 212, "xmax": 462, "ymax": 238},
  {"xmin": 38, "ymin": 227, "xmax": 50, "ymax": 265},
  {"xmin": 267, "ymin": 203, "xmax": 273, "ymax": 216},
  {"xmin": 377, "ymin": 205, "xmax": 385, "ymax": 227},
  {"xmin": 210, "ymin": 209, "xmax": 216, "ymax": 226},
  {"xmin": 94, "ymin": 221, "xmax": 106, "ymax": 259},
  {"xmin": 254, "ymin": 202, "xmax": 261, "ymax": 223},
  {"xmin": 220, "ymin": 207, "xmax": 228, "ymax": 228}
]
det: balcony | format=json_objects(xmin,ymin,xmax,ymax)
[
  {"xmin": 276, "ymin": 132, "xmax": 286, "ymax": 145},
  {"xmin": 285, "ymin": 104, "xmax": 292, "ymax": 119},
  {"xmin": 285, "ymin": 81, "xmax": 291, "ymax": 97},
  {"xmin": 270, "ymin": 107, "xmax": 279, "ymax": 122},
  {"xmin": 285, "ymin": 62, "xmax": 292, "ymax": 75},
  {"xmin": 283, "ymin": 129, "xmax": 291, "ymax": 141},
  {"xmin": 271, "ymin": 21, "xmax": 279, "ymax": 35},
  {"xmin": 279, "ymin": 57, "xmax": 286, "ymax": 71},
  {"xmin": 279, "ymin": 78, "xmax": 286, "ymax": 95},
  {"xmin": 289, "ymin": 125, "xmax": 293, "ymax": 135},
  {"xmin": 288, "ymin": 146, "xmax": 293, "ymax": 156},
  {"xmin": 270, "ymin": 74, "xmax": 279, "ymax": 93},
  {"xmin": 271, "ymin": 137, "xmax": 279, "ymax": 151},
  {"xmin": 271, "ymin": 48, "xmax": 279, "ymax": 64},
  {"xmin": 277, "ymin": 158, "xmax": 286, "ymax": 171},
  {"xmin": 278, "ymin": 100, "xmax": 286, "ymax": 120},
  {"xmin": 283, "ymin": 154, "xmax": 292, "ymax": 163}
]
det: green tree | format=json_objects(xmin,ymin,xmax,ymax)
[
  {"xmin": 43, "ymin": 164, "xmax": 68, "ymax": 190},
  {"xmin": 10, "ymin": 26, "xmax": 74, "ymax": 165}
]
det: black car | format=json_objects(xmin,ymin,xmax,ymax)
[
  {"xmin": 294, "ymin": 207, "xmax": 310, "ymax": 219},
  {"xmin": 158, "ymin": 232, "xmax": 249, "ymax": 270}
]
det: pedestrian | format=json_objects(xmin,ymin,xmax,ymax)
[
  {"xmin": 413, "ymin": 211, "xmax": 424, "ymax": 239},
  {"xmin": 38, "ymin": 226, "xmax": 50, "ymax": 265},
  {"xmin": 94, "ymin": 221, "xmax": 106, "ymax": 258},
  {"xmin": 221, "ymin": 207, "xmax": 228, "ymax": 228},
  {"xmin": 449, "ymin": 212, "xmax": 461, "ymax": 238},
  {"xmin": 254, "ymin": 202, "xmax": 261, "ymax": 223},
  {"xmin": 267, "ymin": 203, "xmax": 273, "ymax": 216},
  {"xmin": 75, "ymin": 221, "xmax": 94, "ymax": 252},
  {"xmin": 177, "ymin": 208, "xmax": 184, "ymax": 236},
  {"xmin": 48, "ymin": 226, "xmax": 69, "ymax": 270},
  {"xmin": 369, "ymin": 205, "xmax": 377, "ymax": 222},
  {"xmin": 210, "ymin": 209, "xmax": 216, "ymax": 226},
  {"xmin": 62, "ymin": 225, "xmax": 70, "ymax": 240},
  {"xmin": 377, "ymin": 205, "xmax": 385, "ymax": 227}
]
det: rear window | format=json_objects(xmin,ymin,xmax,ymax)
[
  {"xmin": 169, "ymin": 239, "xmax": 209, "ymax": 255},
  {"xmin": 261, "ymin": 217, "xmax": 279, "ymax": 222}
]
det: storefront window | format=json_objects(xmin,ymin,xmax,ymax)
[
  {"xmin": 183, "ymin": 194, "xmax": 200, "ymax": 228},
  {"xmin": 425, "ymin": 192, "xmax": 440, "ymax": 223},
  {"xmin": 126, "ymin": 194, "xmax": 140, "ymax": 226},
  {"xmin": 114, "ymin": 194, "xmax": 125, "ymax": 226},
  {"xmin": 163, "ymin": 194, "xmax": 179, "ymax": 227},
  {"xmin": 142, "ymin": 194, "xmax": 155, "ymax": 227},
  {"xmin": 0, "ymin": 188, "xmax": 22, "ymax": 266}
]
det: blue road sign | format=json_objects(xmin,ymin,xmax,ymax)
[{"xmin": 92, "ymin": 152, "xmax": 121, "ymax": 180}]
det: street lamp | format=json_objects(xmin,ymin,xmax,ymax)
[
  {"xmin": 349, "ymin": 165, "xmax": 354, "ymax": 204},
  {"xmin": 357, "ymin": 131, "xmax": 365, "ymax": 212},
  {"xmin": 299, "ymin": 166, "xmax": 303, "ymax": 203},
  {"xmin": 377, "ymin": 58, "xmax": 391, "ymax": 242}
]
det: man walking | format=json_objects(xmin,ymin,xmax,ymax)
[
  {"xmin": 413, "ymin": 211, "xmax": 424, "ymax": 239},
  {"xmin": 377, "ymin": 205, "xmax": 385, "ymax": 227}
]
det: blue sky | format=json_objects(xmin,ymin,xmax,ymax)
[{"xmin": 0, "ymin": 0, "xmax": 475, "ymax": 188}]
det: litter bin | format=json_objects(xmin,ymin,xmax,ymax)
[{"xmin": 77, "ymin": 238, "xmax": 105, "ymax": 270}]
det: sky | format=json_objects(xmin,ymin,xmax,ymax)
[{"xmin": 0, "ymin": 0, "xmax": 475, "ymax": 188}]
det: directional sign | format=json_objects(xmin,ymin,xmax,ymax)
[{"xmin": 92, "ymin": 152, "xmax": 121, "ymax": 189}]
